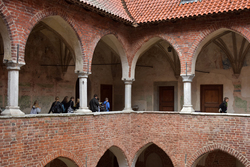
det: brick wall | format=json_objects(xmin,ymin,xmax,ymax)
[
  {"xmin": 1, "ymin": 0, "xmax": 250, "ymax": 76},
  {"xmin": 0, "ymin": 113, "xmax": 249, "ymax": 167}
]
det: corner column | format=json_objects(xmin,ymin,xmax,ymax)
[
  {"xmin": 2, "ymin": 63, "xmax": 25, "ymax": 116},
  {"xmin": 181, "ymin": 74, "xmax": 195, "ymax": 113},
  {"xmin": 75, "ymin": 73, "xmax": 91, "ymax": 113},
  {"xmin": 123, "ymin": 79, "xmax": 133, "ymax": 112}
]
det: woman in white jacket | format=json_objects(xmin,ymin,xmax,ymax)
[{"xmin": 30, "ymin": 100, "xmax": 41, "ymax": 114}]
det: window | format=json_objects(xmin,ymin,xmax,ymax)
[{"xmin": 180, "ymin": 0, "xmax": 201, "ymax": 4}]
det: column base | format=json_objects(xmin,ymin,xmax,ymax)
[
  {"xmin": 180, "ymin": 105, "xmax": 194, "ymax": 114},
  {"xmin": 122, "ymin": 108, "xmax": 133, "ymax": 112},
  {"xmin": 2, "ymin": 106, "xmax": 25, "ymax": 116},
  {"xmin": 75, "ymin": 107, "xmax": 92, "ymax": 113}
]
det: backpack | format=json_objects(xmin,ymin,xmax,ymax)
[
  {"xmin": 52, "ymin": 102, "xmax": 63, "ymax": 113},
  {"xmin": 100, "ymin": 103, "xmax": 106, "ymax": 112}
]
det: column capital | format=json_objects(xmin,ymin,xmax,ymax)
[
  {"xmin": 181, "ymin": 74, "xmax": 195, "ymax": 82},
  {"xmin": 5, "ymin": 62, "xmax": 25, "ymax": 70},
  {"xmin": 123, "ymin": 79, "xmax": 134, "ymax": 85},
  {"xmin": 77, "ymin": 72, "xmax": 89, "ymax": 78}
]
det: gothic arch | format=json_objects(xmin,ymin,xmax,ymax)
[
  {"xmin": 190, "ymin": 25, "xmax": 250, "ymax": 75},
  {"xmin": 131, "ymin": 142, "xmax": 175, "ymax": 167},
  {"xmin": 38, "ymin": 149, "xmax": 83, "ymax": 167},
  {"xmin": 91, "ymin": 33, "xmax": 129, "ymax": 79},
  {"xmin": 0, "ymin": 0, "xmax": 15, "ymax": 62},
  {"xmin": 25, "ymin": 7, "xmax": 84, "ymax": 72},
  {"xmin": 96, "ymin": 145, "xmax": 129, "ymax": 167},
  {"xmin": 130, "ymin": 36, "xmax": 181, "ymax": 79},
  {"xmin": 188, "ymin": 143, "xmax": 249, "ymax": 167}
]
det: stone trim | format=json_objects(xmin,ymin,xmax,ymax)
[{"xmin": 2, "ymin": 111, "xmax": 250, "ymax": 119}]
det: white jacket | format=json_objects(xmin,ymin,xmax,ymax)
[{"xmin": 30, "ymin": 106, "xmax": 41, "ymax": 114}]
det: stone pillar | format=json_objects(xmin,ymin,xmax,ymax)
[
  {"xmin": 123, "ymin": 79, "xmax": 133, "ymax": 112},
  {"xmin": 75, "ymin": 73, "xmax": 91, "ymax": 113},
  {"xmin": 181, "ymin": 74, "xmax": 195, "ymax": 113},
  {"xmin": 2, "ymin": 63, "xmax": 25, "ymax": 116}
]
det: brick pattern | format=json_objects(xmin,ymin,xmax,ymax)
[
  {"xmin": 0, "ymin": 114, "xmax": 250, "ymax": 167},
  {"xmin": 2, "ymin": 0, "xmax": 250, "ymax": 76}
]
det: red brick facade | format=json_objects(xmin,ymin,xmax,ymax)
[
  {"xmin": 2, "ymin": 0, "xmax": 250, "ymax": 76},
  {"xmin": 0, "ymin": 113, "xmax": 250, "ymax": 167},
  {"xmin": 1, "ymin": 0, "xmax": 250, "ymax": 167}
]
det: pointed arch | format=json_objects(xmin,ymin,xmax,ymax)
[
  {"xmin": 90, "ymin": 33, "xmax": 129, "ymax": 79},
  {"xmin": 38, "ymin": 149, "xmax": 83, "ymax": 167},
  {"xmin": 0, "ymin": 0, "xmax": 15, "ymax": 62},
  {"xmin": 131, "ymin": 142, "xmax": 174, "ymax": 167},
  {"xmin": 188, "ymin": 143, "xmax": 249, "ymax": 167},
  {"xmin": 96, "ymin": 145, "xmax": 129, "ymax": 167},
  {"xmin": 191, "ymin": 27, "xmax": 250, "ymax": 75},
  {"xmin": 24, "ymin": 7, "xmax": 84, "ymax": 72},
  {"xmin": 130, "ymin": 36, "xmax": 181, "ymax": 80}
]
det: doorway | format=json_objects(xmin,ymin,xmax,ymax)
[
  {"xmin": 101, "ymin": 84, "xmax": 113, "ymax": 111},
  {"xmin": 200, "ymin": 85, "xmax": 223, "ymax": 113},
  {"xmin": 159, "ymin": 86, "xmax": 174, "ymax": 111}
]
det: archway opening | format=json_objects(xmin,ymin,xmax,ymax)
[
  {"xmin": 21, "ymin": 16, "xmax": 82, "ymax": 113},
  {"xmin": 96, "ymin": 149, "xmax": 119, "ymax": 167},
  {"xmin": 132, "ymin": 37, "xmax": 181, "ymax": 111},
  {"xmin": 193, "ymin": 150, "xmax": 244, "ymax": 167},
  {"xmin": 193, "ymin": 29, "xmax": 250, "ymax": 113},
  {"xmin": 89, "ymin": 35, "xmax": 126, "ymax": 111},
  {"xmin": 45, "ymin": 157, "xmax": 78, "ymax": 167},
  {"xmin": 135, "ymin": 144, "xmax": 174, "ymax": 167},
  {"xmin": 0, "ymin": 16, "xmax": 10, "ymax": 112}
]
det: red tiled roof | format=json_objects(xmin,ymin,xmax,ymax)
[
  {"xmin": 69, "ymin": 0, "xmax": 250, "ymax": 25},
  {"xmin": 125, "ymin": 0, "xmax": 250, "ymax": 24},
  {"xmin": 67, "ymin": 0, "xmax": 133, "ymax": 22}
]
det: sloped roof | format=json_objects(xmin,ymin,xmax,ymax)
[
  {"xmin": 125, "ymin": 0, "xmax": 250, "ymax": 24},
  {"xmin": 66, "ymin": 0, "xmax": 133, "ymax": 22},
  {"xmin": 68, "ymin": 0, "xmax": 250, "ymax": 25}
]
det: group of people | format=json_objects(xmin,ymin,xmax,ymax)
[
  {"xmin": 29, "ymin": 96, "xmax": 80, "ymax": 114},
  {"xmin": 89, "ymin": 94, "xmax": 110, "ymax": 112},
  {"xmin": 48, "ymin": 96, "xmax": 80, "ymax": 114},
  {"xmin": 30, "ymin": 94, "xmax": 109, "ymax": 114}
]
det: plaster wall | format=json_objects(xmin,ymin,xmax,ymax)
[
  {"xmin": 89, "ymin": 40, "xmax": 124, "ymax": 111},
  {"xmin": 193, "ymin": 34, "xmax": 250, "ymax": 113},
  {"xmin": 132, "ymin": 45, "xmax": 182, "ymax": 111}
]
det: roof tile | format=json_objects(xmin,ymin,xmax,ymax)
[{"xmin": 70, "ymin": 0, "xmax": 250, "ymax": 25}]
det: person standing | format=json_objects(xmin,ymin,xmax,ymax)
[
  {"xmin": 67, "ymin": 97, "xmax": 75, "ymax": 113},
  {"xmin": 219, "ymin": 97, "xmax": 229, "ymax": 113},
  {"xmin": 103, "ymin": 97, "xmax": 110, "ymax": 112},
  {"xmin": 89, "ymin": 94, "xmax": 99, "ymax": 112},
  {"xmin": 74, "ymin": 98, "xmax": 80, "ymax": 110},
  {"xmin": 48, "ymin": 96, "xmax": 63, "ymax": 114},
  {"xmin": 30, "ymin": 100, "xmax": 41, "ymax": 114},
  {"xmin": 61, "ymin": 96, "xmax": 69, "ymax": 113}
]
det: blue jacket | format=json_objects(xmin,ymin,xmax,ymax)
[{"xmin": 103, "ymin": 101, "xmax": 110, "ymax": 111}]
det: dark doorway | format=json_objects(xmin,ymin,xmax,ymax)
[
  {"xmin": 159, "ymin": 86, "xmax": 174, "ymax": 111},
  {"xmin": 200, "ymin": 85, "xmax": 223, "ymax": 113},
  {"xmin": 96, "ymin": 150, "xmax": 119, "ymax": 167},
  {"xmin": 135, "ymin": 144, "xmax": 174, "ymax": 167},
  {"xmin": 101, "ymin": 84, "xmax": 113, "ymax": 111}
]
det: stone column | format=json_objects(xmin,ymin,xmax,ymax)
[
  {"xmin": 123, "ymin": 79, "xmax": 133, "ymax": 112},
  {"xmin": 75, "ymin": 73, "xmax": 91, "ymax": 113},
  {"xmin": 181, "ymin": 74, "xmax": 195, "ymax": 113},
  {"xmin": 2, "ymin": 63, "xmax": 25, "ymax": 116}
]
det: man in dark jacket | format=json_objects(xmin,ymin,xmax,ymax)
[
  {"xmin": 89, "ymin": 94, "xmax": 99, "ymax": 112},
  {"xmin": 219, "ymin": 97, "xmax": 229, "ymax": 113}
]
